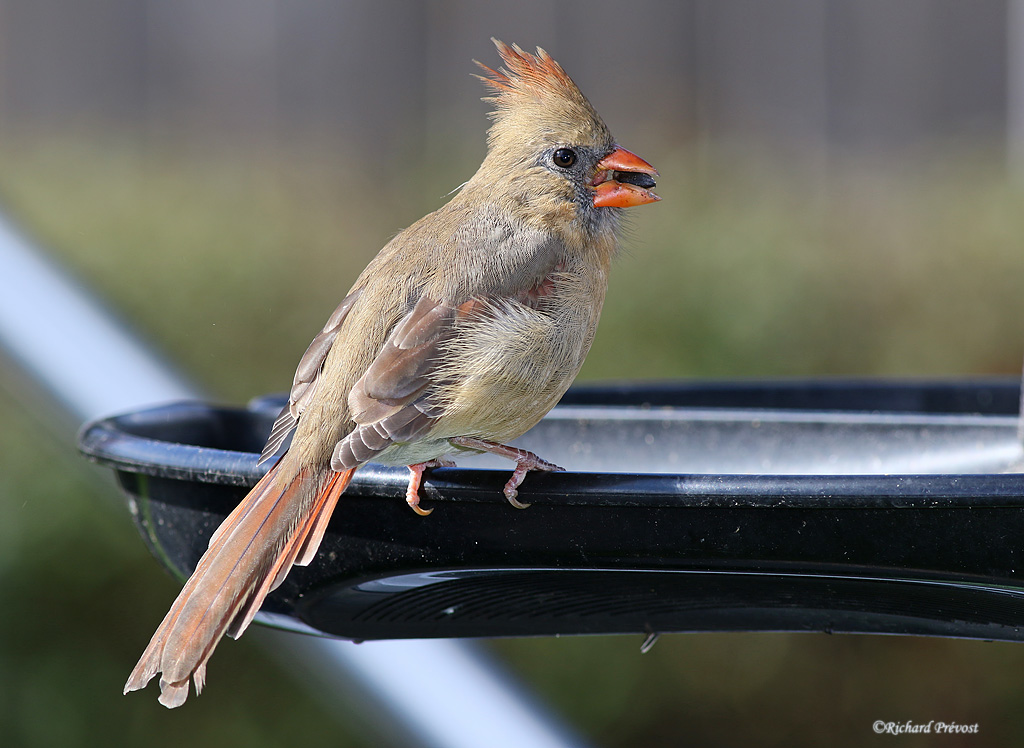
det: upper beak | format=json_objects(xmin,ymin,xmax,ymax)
[{"xmin": 591, "ymin": 147, "xmax": 660, "ymax": 208}]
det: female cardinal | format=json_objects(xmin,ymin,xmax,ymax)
[{"xmin": 125, "ymin": 39, "xmax": 659, "ymax": 707}]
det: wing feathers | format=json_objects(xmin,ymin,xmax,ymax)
[
  {"xmin": 392, "ymin": 295, "xmax": 454, "ymax": 348},
  {"xmin": 258, "ymin": 290, "xmax": 362, "ymax": 466},
  {"xmin": 351, "ymin": 296, "xmax": 452, "ymax": 419},
  {"xmin": 258, "ymin": 408, "xmax": 297, "ymax": 465}
]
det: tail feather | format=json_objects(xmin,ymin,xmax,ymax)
[
  {"xmin": 124, "ymin": 457, "xmax": 355, "ymax": 708},
  {"xmin": 295, "ymin": 469, "xmax": 350, "ymax": 567},
  {"xmin": 227, "ymin": 469, "xmax": 352, "ymax": 640}
]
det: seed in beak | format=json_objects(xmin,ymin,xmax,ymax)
[{"xmin": 614, "ymin": 171, "xmax": 657, "ymax": 190}]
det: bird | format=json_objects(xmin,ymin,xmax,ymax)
[{"xmin": 124, "ymin": 38, "xmax": 659, "ymax": 708}]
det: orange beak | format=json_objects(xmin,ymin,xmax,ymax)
[{"xmin": 591, "ymin": 147, "xmax": 660, "ymax": 208}]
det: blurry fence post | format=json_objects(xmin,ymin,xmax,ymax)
[{"xmin": 0, "ymin": 210, "xmax": 590, "ymax": 748}]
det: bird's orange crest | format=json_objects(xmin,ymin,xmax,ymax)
[
  {"xmin": 475, "ymin": 39, "xmax": 578, "ymax": 101},
  {"xmin": 474, "ymin": 39, "xmax": 609, "ymax": 150}
]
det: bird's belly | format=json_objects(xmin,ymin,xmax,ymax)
[{"xmin": 428, "ymin": 298, "xmax": 598, "ymax": 444}]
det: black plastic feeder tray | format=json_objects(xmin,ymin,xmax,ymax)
[{"xmin": 79, "ymin": 379, "xmax": 1024, "ymax": 642}]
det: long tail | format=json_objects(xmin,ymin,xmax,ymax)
[{"xmin": 124, "ymin": 457, "xmax": 355, "ymax": 708}]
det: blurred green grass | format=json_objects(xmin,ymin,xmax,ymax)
[{"xmin": 1, "ymin": 135, "xmax": 1023, "ymax": 747}]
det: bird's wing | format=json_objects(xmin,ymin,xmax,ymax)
[
  {"xmin": 258, "ymin": 289, "xmax": 362, "ymax": 465},
  {"xmin": 330, "ymin": 294, "xmax": 482, "ymax": 470}
]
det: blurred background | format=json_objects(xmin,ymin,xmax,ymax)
[{"xmin": 2, "ymin": 0, "xmax": 1024, "ymax": 745}]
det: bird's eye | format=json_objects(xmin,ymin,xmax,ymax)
[{"xmin": 552, "ymin": 148, "xmax": 577, "ymax": 168}]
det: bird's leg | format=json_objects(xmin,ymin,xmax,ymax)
[
  {"xmin": 449, "ymin": 436, "xmax": 564, "ymax": 508},
  {"xmin": 405, "ymin": 459, "xmax": 455, "ymax": 516}
]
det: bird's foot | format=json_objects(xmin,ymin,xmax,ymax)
[
  {"xmin": 449, "ymin": 436, "xmax": 564, "ymax": 508},
  {"xmin": 405, "ymin": 459, "xmax": 456, "ymax": 515}
]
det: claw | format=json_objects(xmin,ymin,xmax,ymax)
[
  {"xmin": 405, "ymin": 459, "xmax": 455, "ymax": 515},
  {"xmin": 408, "ymin": 499, "xmax": 433, "ymax": 517},
  {"xmin": 505, "ymin": 493, "xmax": 532, "ymax": 510}
]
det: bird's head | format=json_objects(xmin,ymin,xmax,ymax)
[{"xmin": 470, "ymin": 40, "xmax": 658, "ymax": 236}]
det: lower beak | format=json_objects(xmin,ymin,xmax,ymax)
[{"xmin": 591, "ymin": 147, "xmax": 660, "ymax": 208}]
